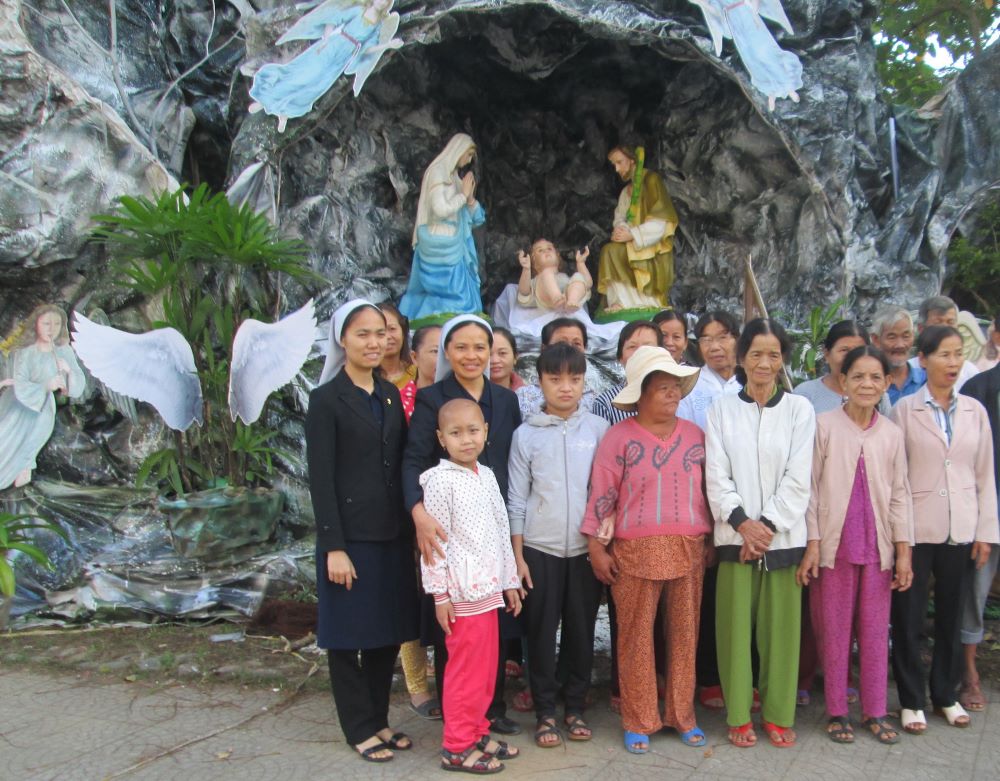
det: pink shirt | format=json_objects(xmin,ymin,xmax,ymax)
[
  {"xmin": 838, "ymin": 413, "xmax": 880, "ymax": 565},
  {"xmin": 581, "ymin": 418, "xmax": 712, "ymax": 541}
]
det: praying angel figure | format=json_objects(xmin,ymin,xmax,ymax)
[
  {"xmin": 688, "ymin": 0, "xmax": 803, "ymax": 110},
  {"xmin": 248, "ymin": 0, "xmax": 403, "ymax": 132}
]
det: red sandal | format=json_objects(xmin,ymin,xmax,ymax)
[
  {"xmin": 727, "ymin": 722, "xmax": 756, "ymax": 748},
  {"xmin": 762, "ymin": 720, "xmax": 797, "ymax": 748}
]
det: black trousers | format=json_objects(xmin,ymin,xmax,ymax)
[
  {"xmin": 521, "ymin": 547, "xmax": 603, "ymax": 719},
  {"xmin": 891, "ymin": 542, "xmax": 973, "ymax": 710},
  {"xmin": 433, "ymin": 614, "xmax": 509, "ymax": 721},
  {"xmin": 696, "ymin": 564, "xmax": 720, "ymax": 687},
  {"xmin": 327, "ymin": 644, "xmax": 399, "ymax": 745}
]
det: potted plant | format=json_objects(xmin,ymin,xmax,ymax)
[
  {"xmin": 0, "ymin": 511, "xmax": 67, "ymax": 630},
  {"xmin": 87, "ymin": 184, "xmax": 321, "ymax": 556}
]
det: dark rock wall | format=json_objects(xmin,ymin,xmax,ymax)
[
  {"xmin": 5, "ymin": 0, "xmax": 997, "ymax": 328},
  {"xmin": 3, "ymin": 0, "xmax": 999, "ymax": 619}
]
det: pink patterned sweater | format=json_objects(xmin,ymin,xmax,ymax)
[{"xmin": 581, "ymin": 418, "xmax": 712, "ymax": 541}]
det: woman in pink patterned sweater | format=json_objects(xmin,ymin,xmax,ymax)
[{"xmin": 581, "ymin": 346, "xmax": 714, "ymax": 754}]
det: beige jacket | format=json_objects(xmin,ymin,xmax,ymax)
[
  {"xmin": 807, "ymin": 409, "xmax": 912, "ymax": 571},
  {"xmin": 891, "ymin": 391, "xmax": 999, "ymax": 545}
]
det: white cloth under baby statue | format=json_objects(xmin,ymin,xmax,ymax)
[{"xmin": 491, "ymin": 284, "xmax": 626, "ymax": 357}]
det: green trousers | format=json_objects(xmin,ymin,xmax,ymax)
[{"xmin": 716, "ymin": 561, "xmax": 801, "ymax": 727}]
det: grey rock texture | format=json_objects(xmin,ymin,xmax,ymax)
[
  {"xmin": 227, "ymin": 0, "xmax": 998, "ymax": 320},
  {"xmin": 2, "ymin": 0, "xmax": 999, "ymax": 619},
  {"xmin": 4, "ymin": 0, "xmax": 997, "ymax": 323},
  {"xmin": 1, "ymin": 0, "xmax": 178, "ymax": 322}
]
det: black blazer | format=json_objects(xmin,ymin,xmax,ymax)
[
  {"xmin": 961, "ymin": 363, "xmax": 1000, "ymax": 493},
  {"xmin": 306, "ymin": 369, "xmax": 409, "ymax": 552},
  {"xmin": 402, "ymin": 374, "xmax": 522, "ymax": 510}
]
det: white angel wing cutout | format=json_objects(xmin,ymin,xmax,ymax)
[
  {"xmin": 345, "ymin": 11, "xmax": 401, "ymax": 96},
  {"xmin": 687, "ymin": 0, "xmax": 727, "ymax": 55},
  {"xmin": 80, "ymin": 309, "xmax": 140, "ymax": 425},
  {"xmin": 276, "ymin": 0, "xmax": 352, "ymax": 44},
  {"xmin": 756, "ymin": 0, "xmax": 794, "ymax": 36},
  {"xmin": 228, "ymin": 299, "xmax": 317, "ymax": 425},
  {"xmin": 72, "ymin": 312, "xmax": 204, "ymax": 431}
]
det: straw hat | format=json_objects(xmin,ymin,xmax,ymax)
[{"xmin": 612, "ymin": 345, "xmax": 699, "ymax": 410}]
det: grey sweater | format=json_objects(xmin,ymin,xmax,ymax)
[{"xmin": 506, "ymin": 406, "xmax": 610, "ymax": 558}]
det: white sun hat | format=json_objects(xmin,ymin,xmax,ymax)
[{"xmin": 612, "ymin": 345, "xmax": 700, "ymax": 410}]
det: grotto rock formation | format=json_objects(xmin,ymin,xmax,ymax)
[{"xmin": 2, "ymin": 0, "xmax": 999, "ymax": 620}]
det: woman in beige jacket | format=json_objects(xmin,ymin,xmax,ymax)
[
  {"xmin": 890, "ymin": 325, "xmax": 998, "ymax": 735},
  {"xmin": 797, "ymin": 346, "xmax": 913, "ymax": 745}
]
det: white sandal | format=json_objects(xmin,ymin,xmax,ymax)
[
  {"xmin": 900, "ymin": 708, "xmax": 927, "ymax": 734},
  {"xmin": 934, "ymin": 703, "xmax": 971, "ymax": 728}
]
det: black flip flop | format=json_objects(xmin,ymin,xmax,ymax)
[
  {"xmin": 357, "ymin": 741, "xmax": 393, "ymax": 762},
  {"xmin": 385, "ymin": 731, "xmax": 413, "ymax": 750}
]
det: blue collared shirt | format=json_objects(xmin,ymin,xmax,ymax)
[{"xmin": 887, "ymin": 363, "xmax": 926, "ymax": 406}]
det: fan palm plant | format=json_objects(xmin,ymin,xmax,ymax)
[{"xmin": 92, "ymin": 184, "xmax": 320, "ymax": 494}]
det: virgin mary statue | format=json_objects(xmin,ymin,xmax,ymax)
[{"xmin": 399, "ymin": 134, "xmax": 485, "ymax": 320}]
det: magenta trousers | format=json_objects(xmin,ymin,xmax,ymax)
[
  {"xmin": 442, "ymin": 610, "xmax": 499, "ymax": 751},
  {"xmin": 812, "ymin": 561, "xmax": 892, "ymax": 718}
]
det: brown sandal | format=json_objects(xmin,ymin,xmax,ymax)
[
  {"xmin": 441, "ymin": 746, "xmax": 504, "ymax": 774},
  {"xmin": 534, "ymin": 718, "xmax": 562, "ymax": 748},
  {"xmin": 960, "ymin": 681, "xmax": 987, "ymax": 712},
  {"xmin": 564, "ymin": 714, "xmax": 592, "ymax": 741},
  {"xmin": 862, "ymin": 717, "xmax": 900, "ymax": 744}
]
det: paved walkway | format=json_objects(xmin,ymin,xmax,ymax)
[{"xmin": 1, "ymin": 668, "xmax": 997, "ymax": 780}]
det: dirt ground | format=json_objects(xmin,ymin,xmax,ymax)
[{"xmin": 0, "ymin": 600, "xmax": 996, "ymax": 697}]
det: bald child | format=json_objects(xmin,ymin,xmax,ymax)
[{"xmin": 420, "ymin": 398, "xmax": 523, "ymax": 771}]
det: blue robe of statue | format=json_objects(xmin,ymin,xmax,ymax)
[
  {"xmin": 399, "ymin": 202, "xmax": 486, "ymax": 320},
  {"xmin": 249, "ymin": 6, "xmax": 382, "ymax": 121}
]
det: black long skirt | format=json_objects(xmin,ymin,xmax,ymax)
[{"xmin": 316, "ymin": 536, "xmax": 420, "ymax": 650}]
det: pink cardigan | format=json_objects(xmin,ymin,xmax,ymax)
[
  {"xmin": 891, "ymin": 391, "xmax": 999, "ymax": 545},
  {"xmin": 807, "ymin": 409, "xmax": 912, "ymax": 570},
  {"xmin": 581, "ymin": 418, "xmax": 712, "ymax": 540}
]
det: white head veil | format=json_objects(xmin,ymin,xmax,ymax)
[
  {"xmin": 319, "ymin": 298, "xmax": 382, "ymax": 385},
  {"xmin": 412, "ymin": 133, "xmax": 476, "ymax": 247},
  {"xmin": 435, "ymin": 314, "xmax": 493, "ymax": 383}
]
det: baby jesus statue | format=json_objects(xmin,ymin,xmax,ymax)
[{"xmin": 516, "ymin": 239, "xmax": 593, "ymax": 313}]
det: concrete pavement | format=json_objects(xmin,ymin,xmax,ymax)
[{"xmin": 1, "ymin": 667, "xmax": 997, "ymax": 780}]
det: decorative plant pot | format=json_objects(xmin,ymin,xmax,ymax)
[{"xmin": 159, "ymin": 487, "xmax": 284, "ymax": 561}]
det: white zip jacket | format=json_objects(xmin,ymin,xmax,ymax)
[
  {"xmin": 706, "ymin": 388, "xmax": 815, "ymax": 569},
  {"xmin": 507, "ymin": 406, "xmax": 610, "ymax": 558}
]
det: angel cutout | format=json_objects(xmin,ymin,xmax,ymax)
[
  {"xmin": 248, "ymin": 0, "xmax": 403, "ymax": 133},
  {"xmin": 71, "ymin": 300, "xmax": 316, "ymax": 432},
  {"xmin": 0, "ymin": 305, "xmax": 86, "ymax": 490},
  {"xmin": 688, "ymin": 0, "xmax": 803, "ymax": 110}
]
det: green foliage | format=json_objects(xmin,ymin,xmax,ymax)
[
  {"xmin": 0, "ymin": 512, "xmax": 67, "ymax": 598},
  {"xmin": 92, "ymin": 184, "xmax": 319, "ymax": 495},
  {"xmin": 780, "ymin": 298, "xmax": 848, "ymax": 382},
  {"xmin": 874, "ymin": 1, "xmax": 999, "ymax": 106},
  {"xmin": 946, "ymin": 197, "xmax": 1000, "ymax": 313}
]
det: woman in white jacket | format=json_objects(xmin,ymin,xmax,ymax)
[{"xmin": 706, "ymin": 318, "xmax": 815, "ymax": 749}]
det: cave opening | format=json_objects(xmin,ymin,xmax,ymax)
[{"xmin": 276, "ymin": 4, "xmax": 809, "ymax": 315}]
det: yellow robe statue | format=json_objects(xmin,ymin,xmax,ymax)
[{"xmin": 597, "ymin": 170, "xmax": 678, "ymax": 311}]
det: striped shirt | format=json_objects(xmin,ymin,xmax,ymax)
[
  {"xmin": 923, "ymin": 385, "xmax": 958, "ymax": 446},
  {"xmin": 591, "ymin": 382, "xmax": 634, "ymax": 425}
]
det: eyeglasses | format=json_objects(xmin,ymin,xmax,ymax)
[{"xmin": 697, "ymin": 334, "xmax": 733, "ymax": 346}]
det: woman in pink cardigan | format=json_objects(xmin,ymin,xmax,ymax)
[
  {"xmin": 890, "ymin": 325, "xmax": 998, "ymax": 734},
  {"xmin": 797, "ymin": 346, "xmax": 913, "ymax": 745},
  {"xmin": 582, "ymin": 346, "xmax": 712, "ymax": 754}
]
